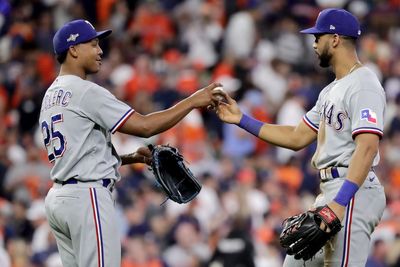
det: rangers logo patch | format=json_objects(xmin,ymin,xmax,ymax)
[{"xmin": 360, "ymin": 108, "xmax": 377, "ymax": 124}]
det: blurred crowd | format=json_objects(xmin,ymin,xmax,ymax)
[{"xmin": 0, "ymin": 0, "xmax": 400, "ymax": 266}]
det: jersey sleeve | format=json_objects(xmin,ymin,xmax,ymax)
[
  {"xmin": 303, "ymin": 103, "xmax": 320, "ymax": 133},
  {"xmin": 348, "ymin": 89, "xmax": 385, "ymax": 139},
  {"xmin": 81, "ymin": 84, "xmax": 134, "ymax": 133}
]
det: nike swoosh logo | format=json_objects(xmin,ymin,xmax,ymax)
[{"xmin": 368, "ymin": 176, "xmax": 375, "ymax": 182}]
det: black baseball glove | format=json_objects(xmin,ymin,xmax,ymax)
[
  {"xmin": 148, "ymin": 144, "xmax": 202, "ymax": 204},
  {"xmin": 279, "ymin": 205, "xmax": 342, "ymax": 261}
]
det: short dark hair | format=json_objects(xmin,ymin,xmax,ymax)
[
  {"xmin": 56, "ymin": 51, "xmax": 68, "ymax": 64},
  {"xmin": 340, "ymin": 35, "xmax": 357, "ymax": 46}
]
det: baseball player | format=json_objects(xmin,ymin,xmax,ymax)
[
  {"xmin": 214, "ymin": 8, "xmax": 386, "ymax": 266},
  {"xmin": 39, "ymin": 19, "xmax": 221, "ymax": 267}
]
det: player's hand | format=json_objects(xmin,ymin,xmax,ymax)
[
  {"xmin": 134, "ymin": 146, "xmax": 152, "ymax": 165},
  {"xmin": 214, "ymin": 91, "xmax": 242, "ymax": 124},
  {"xmin": 188, "ymin": 82, "xmax": 223, "ymax": 108}
]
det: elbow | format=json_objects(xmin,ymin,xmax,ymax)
[
  {"xmin": 355, "ymin": 134, "xmax": 380, "ymax": 159},
  {"xmin": 291, "ymin": 145, "xmax": 303, "ymax": 152},
  {"xmin": 289, "ymin": 138, "xmax": 309, "ymax": 151},
  {"xmin": 120, "ymin": 113, "xmax": 157, "ymax": 138},
  {"xmin": 365, "ymin": 144, "xmax": 379, "ymax": 158},
  {"xmin": 136, "ymin": 125, "xmax": 155, "ymax": 138},
  {"xmin": 141, "ymin": 131, "xmax": 155, "ymax": 138},
  {"xmin": 135, "ymin": 132, "xmax": 151, "ymax": 138},
  {"xmin": 140, "ymin": 121, "xmax": 163, "ymax": 138},
  {"xmin": 122, "ymin": 120, "xmax": 155, "ymax": 138},
  {"xmin": 277, "ymin": 143, "xmax": 304, "ymax": 151},
  {"xmin": 283, "ymin": 129, "xmax": 314, "ymax": 151},
  {"xmin": 360, "ymin": 145, "xmax": 378, "ymax": 165},
  {"xmin": 291, "ymin": 143, "xmax": 307, "ymax": 151}
]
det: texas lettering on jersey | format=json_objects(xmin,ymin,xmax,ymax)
[{"xmin": 320, "ymin": 100, "xmax": 347, "ymax": 131}]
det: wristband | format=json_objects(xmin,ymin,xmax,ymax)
[
  {"xmin": 238, "ymin": 114, "xmax": 263, "ymax": 137},
  {"xmin": 333, "ymin": 179, "xmax": 359, "ymax": 207}
]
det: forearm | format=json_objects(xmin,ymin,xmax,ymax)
[
  {"xmin": 238, "ymin": 114, "xmax": 316, "ymax": 150},
  {"xmin": 120, "ymin": 153, "xmax": 141, "ymax": 165},
  {"xmin": 258, "ymin": 124, "xmax": 308, "ymax": 150},
  {"xmin": 119, "ymin": 98, "xmax": 193, "ymax": 137},
  {"xmin": 144, "ymin": 98, "xmax": 193, "ymax": 136},
  {"xmin": 346, "ymin": 142, "xmax": 377, "ymax": 186},
  {"xmin": 332, "ymin": 134, "xmax": 379, "ymax": 212}
]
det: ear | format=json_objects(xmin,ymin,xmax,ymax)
[
  {"xmin": 331, "ymin": 34, "xmax": 340, "ymax": 48},
  {"xmin": 68, "ymin": 45, "xmax": 79, "ymax": 58}
]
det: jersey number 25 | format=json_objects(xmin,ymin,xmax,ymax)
[{"xmin": 41, "ymin": 113, "xmax": 66, "ymax": 162}]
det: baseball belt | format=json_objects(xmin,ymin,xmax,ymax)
[
  {"xmin": 54, "ymin": 178, "xmax": 115, "ymax": 192},
  {"xmin": 319, "ymin": 167, "xmax": 346, "ymax": 183},
  {"xmin": 320, "ymin": 166, "xmax": 375, "ymax": 183}
]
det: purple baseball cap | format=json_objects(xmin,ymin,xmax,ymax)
[
  {"xmin": 53, "ymin": 19, "xmax": 112, "ymax": 55},
  {"xmin": 300, "ymin": 8, "xmax": 361, "ymax": 38}
]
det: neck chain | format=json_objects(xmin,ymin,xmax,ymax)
[{"xmin": 348, "ymin": 61, "xmax": 361, "ymax": 75}]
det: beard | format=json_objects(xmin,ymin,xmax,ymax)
[{"xmin": 318, "ymin": 45, "xmax": 332, "ymax": 68}]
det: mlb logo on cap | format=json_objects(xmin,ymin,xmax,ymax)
[
  {"xmin": 300, "ymin": 8, "xmax": 361, "ymax": 38},
  {"xmin": 53, "ymin": 19, "xmax": 112, "ymax": 55}
]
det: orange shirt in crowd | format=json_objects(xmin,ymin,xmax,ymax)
[
  {"xmin": 212, "ymin": 61, "xmax": 234, "ymax": 80},
  {"xmin": 389, "ymin": 167, "xmax": 400, "ymax": 189},
  {"xmin": 36, "ymin": 53, "xmax": 56, "ymax": 86},
  {"xmin": 97, "ymin": 0, "xmax": 116, "ymax": 24},
  {"xmin": 129, "ymin": 5, "xmax": 174, "ymax": 51},
  {"xmin": 124, "ymin": 73, "xmax": 159, "ymax": 101},
  {"xmin": 255, "ymin": 225, "xmax": 275, "ymax": 244},
  {"xmin": 176, "ymin": 70, "xmax": 199, "ymax": 95},
  {"xmin": 121, "ymin": 259, "xmax": 162, "ymax": 267},
  {"xmin": 276, "ymin": 165, "xmax": 303, "ymax": 192}
]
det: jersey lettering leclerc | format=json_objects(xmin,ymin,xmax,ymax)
[
  {"xmin": 303, "ymin": 67, "xmax": 386, "ymax": 169},
  {"xmin": 39, "ymin": 75, "xmax": 134, "ymax": 182}
]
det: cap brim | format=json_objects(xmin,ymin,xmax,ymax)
[
  {"xmin": 96, "ymin": 29, "xmax": 112, "ymax": 40},
  {"xmin": 300, "ymin": 27, "xmax": 325, "ymax": 35}
]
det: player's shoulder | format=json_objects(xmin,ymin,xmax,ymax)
[
  {"xmin": 83, "ymin": 80, "xmax": 114, "ymax": 98},
  {"xmin": 351, "ymin": 66, "xmax": 385, "ymax": 94},
  {"xmin": 354, "ymin": 67, "xmax": 383, "ymax": 88}
]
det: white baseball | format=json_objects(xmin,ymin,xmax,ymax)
[
  {"xmin": 213, "ymin": 86, "xmax": 225, "ymax": 93},
  {"xmin": 213, "ymin": 87, "xmax": 226, "ymax": 101}
]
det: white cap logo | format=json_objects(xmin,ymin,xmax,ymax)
[
  {"xmin": 67, "ymin": 33, "xmax": 79, "ymax": 42},
  {"xmin": 329, "ymin": 25, "xmax": 336, "ymax": 30}
]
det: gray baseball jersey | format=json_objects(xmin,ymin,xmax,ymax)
[
  {"xmin": 39, "ymin": 75, "xmax": 134, "ymax": 182},
  {"xmin": 303, "ymin": 66, "xmax": 385, "ymax": 170},
  {"xmin": 40, "ymin": 75, "xmax": 134, "ymax": 267},
  {"xmin": 284, "ymin": 66, "xmax": 386, "ymax": 266}
]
